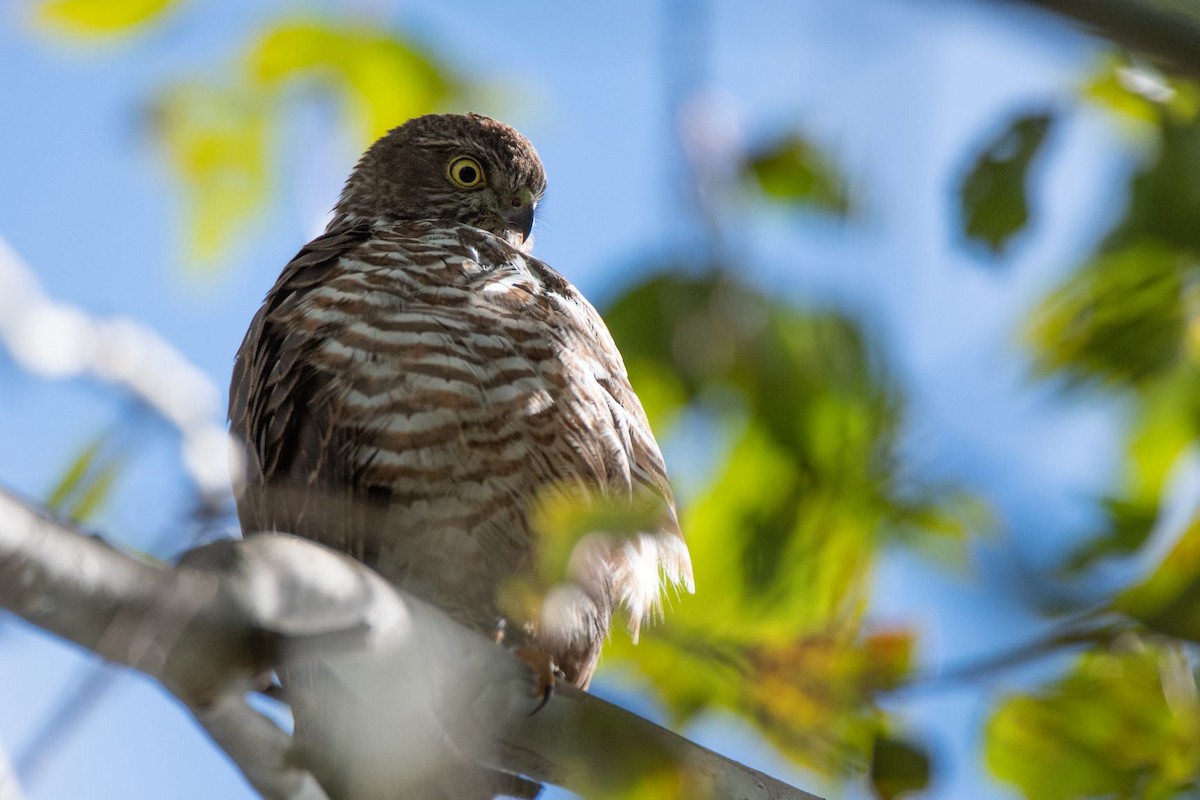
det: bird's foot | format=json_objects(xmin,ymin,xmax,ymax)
[{"xmin": 513, "ymin": 645, "xmax": 561, "ymax": 714}]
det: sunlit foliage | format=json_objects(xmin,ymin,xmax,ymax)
[
  {"xmin": 20, "ymin": 6, "xmax": 1200, "ymax": 800},
  {"xmin": 599, "ymin": 273, "xmax": 962, "ymax": 775},
  {"xmin": 950, "ymin": 56, "xmax": 1200, "ymax": 800},
  {"xmin": 33, "ymin": 0, "xmax": 179, "ymax": 37},
  {"xmin": 986, "ymin": 642, "xmax": 1200, "ymax": 800},
  {"xmin": 147, "ymin": 19, "xmax": 457, "ymax": 262}
]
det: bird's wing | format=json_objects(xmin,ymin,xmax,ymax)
[{"xmin": 229, "ymin": 223, "xmax": 382, "ymax": 560}]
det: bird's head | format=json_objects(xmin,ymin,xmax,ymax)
[{"xmin": 333, "ymin": 112, "xmax": 547, "ymax": 250}]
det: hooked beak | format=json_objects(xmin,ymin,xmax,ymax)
[{"xmin": 501, "ymin": 187, "xmax": 536, "ymax": 244}]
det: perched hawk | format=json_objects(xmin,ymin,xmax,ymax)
[{"xmin": 229, "ymin": 113, "xmax": 692, "ymax": 795}]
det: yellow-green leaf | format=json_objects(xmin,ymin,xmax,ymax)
[
  {"xmin": 1117, "ymin": 515, "xmax": 1200, "ymax": 640},
  {"xmin": 248, "ymin": 21, "xmax": 453, "ymax": 144},
  {"xmin": 45, "ymin": 436, "xmax": 104, "ymax": 513},
  {"xmin": 499, "ymin": 485, "xmax": 671, "ymax": 625},
  {"xmin": 743, "ymin": 133, "xmax": 852, "ymax": 215},
  {"xmin": 1082, "ymin": 55, "xmax": 1200, "ymax": 126},
  {"xmin": 986, "ymin": 643, "xmax": 1200, "ymax": 800},
  {"xmin": 598, "ymin": 270, "xmax": 972, "ymax": 775},
  {"xmin": 152, "ymin": 83, "xmax": 271, "ymax": 264},
  {"xmin": 35, "ymin": 0, "xmax": 177, "ymax": 35},
  {"xmin": 45, "ymin": 432, "xmax": 123, "ymax": 523},
  {"xmin": 1026, "ymin": 241, "xmax": 1186, "ymax": 388}
]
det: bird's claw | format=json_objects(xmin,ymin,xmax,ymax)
[{"xmin": 513, "ymin": 645, "xmax": 559, "ymax": 714}]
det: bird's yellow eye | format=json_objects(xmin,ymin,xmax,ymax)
[{"xmin": 447, "ymin": 156, "xmax": 486, "ymax": 189}]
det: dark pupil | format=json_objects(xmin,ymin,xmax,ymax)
[{"xmin": 457, "ymin": 164, "xmax": 477, "ymax": 184}]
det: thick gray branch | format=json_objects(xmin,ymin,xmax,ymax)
[{"xmin": 0, "ymin": 488, "xmax": 818, "ymax": 800}]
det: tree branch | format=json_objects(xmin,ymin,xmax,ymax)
[
  {"xmin": 998, "ymin": 0, "xmax": 1200, "ymax": 78},
  {"xmin": 0, "ymin": 487, "xmax": 819, "ymax": 800}
]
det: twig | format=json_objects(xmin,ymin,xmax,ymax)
[{"xmin": 896, "ymin": 607, "xmax": 1127, "ymax": 693}]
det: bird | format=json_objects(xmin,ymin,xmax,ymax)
[{"xmin": 228, "ymin": 112, "xmax": 693, "ymax": 797}]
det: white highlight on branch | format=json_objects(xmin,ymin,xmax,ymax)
[{"xmin": 0, "ymin": 234, "xmax": 238, "ymax": 498}]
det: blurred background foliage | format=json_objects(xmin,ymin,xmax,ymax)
[{"xmin": 12, "ymin": 0, "xmax": 1200, "ymax": 799}]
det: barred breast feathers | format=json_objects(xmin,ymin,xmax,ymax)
[
  {"xmin": 503, "ymin": 234, "xmax": 695, "ymax": 637},
  {"xmin": 382, "ymin": 221, "xmax": 696, "ymax": 634},
  {"xmin": 233, "ymin": 219, "xmax": 693, "ymax": 638}
]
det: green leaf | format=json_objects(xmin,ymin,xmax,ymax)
[
  {"xmin": 70, "ymin": 461, "xmax": 123, "ymax": 522},
  {"xmin": 149, "ymin": 21, "xmax": 456, "ymax": 266},
  {"xmin": 742, "ymin": 134, "xmax": 852, "ymax": 215},
  {"xmin": 1083, "ymin": 58, "xmax": 1200, "ymax": 125},
  {"xmin": 45, "ymin": 437, "xmax": 105, "ymax": 512},
  {"xmin": 1060, "ymin": 496, "xmax": 1160, "ymax": 574},
  {"xmin": 499, "ymin": 486, "xmax": 670, "ymax": 627},
  {"xmin": 870, "ymin": 735, "xmax": 932, "ymax": 800},
  {"xmin": 248, "ymin": 20, "xmax": 455, "ymax": 144},
  {"xmin": 1063, "ymin": 370, "xmax": 1200, "ymax": 573},
  {"xmin": 1117, "ymin": 515, "xmax": 1200, "ymax": 640},
  {"xmin": 1026, "ymin": 241, "xmax": 1186, "ymax": 388},
  {"xmin": 599, "ymin": 270, "xmax": 969, "ymax": 774},
  {"xmin": 45, "ymin": 432, "xmax": 123, "ymax": 523},
  {"xmin": 1125, "ymin": 372, "xmax": 1200, "ymax": 502},
  {"xmin": 1111, "ymin": 112, "xmax": 1200, "ymax": 257},
  {"xmin": 35, "ymin": 0, "xmax": 177, "ymax": 36},
  {"xmin": 958, "ymin": 111, "xmax": 1054, "ymax": 256},
  {"xmin": 151, "ymin": 83, "xmax": 271, "ymax": 264},
  {"xmin": 985, "ymin": 642, "xmax": 1200, "ymax": 800}
]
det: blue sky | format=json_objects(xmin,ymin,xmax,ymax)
[{"xmin": 0, "ymin": 1, "xmax": 1139, "ymax": 797}]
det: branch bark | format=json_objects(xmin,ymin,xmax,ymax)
[{"xmin": 0, "ymin": 487, "xmax": 819, "ymax": 800}]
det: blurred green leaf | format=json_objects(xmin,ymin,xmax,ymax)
[
  {"xmin": 601, "ymin": 271, "xmax": 970, "ymax": 773},
  {"xmin": 1118, "ymin": 515, "xmax": 1200, "ymax": 640},
  {"xmin": 152, "ymin": 83, "xmax": 270, "ymax": 264},
  {"xmin": 152, "ymin": 20, "xmax": 456, "ymax": 265},
  {"xmin": 500, "ymin": 486, "xmax": 669, "ymax": 625},
  {"xmin": 1110, "ymin": 112, "xmax": 1200, "ymax": 256},
  {"xmin": 45, "ymin": 437, "xmax": 104, "ymax": 512},
  {"xmin": 1082, "ymin": 56, "xmax": 1200, "ymax": 125},
  {"xmin": 35, "ymin": 0, "xmax": 177, "ymax": 36},
  {"xmin": 1126, "ymin": 371, "xmax": 1200, "ymax": 501},
  {"xmin": 248, "ymin": 20, "xmax": 454, "ymax": 144},
  {"xmin": 742, "ymin": 134, "xmax": 852, "ymax": 215},
  {"xmin": 1026, "ymin": 240, "xmax": 1186, "ymax": 388},
  {"xmin": 958, "ymin": 111, "xmax": 1054, "ymax": 256},
  {"xmin": 986, "ymin": 642, "xmax": 1200, "ymax": 800},
  {"xmin": 1062, "ymin": 371, "xmax": 1200, "ymax": 573},
  {"xmin": 45, "ymin": 433, "xmax": 123, "ymax": 523},
  {"xmin": 1061, "ymin": 497, "xmax": 1160, "ymax": 574},
  {"xmin": 744, "ymin": 629, "xmax": 915, "ymax": 767},
  {"xmin": 870, "ymin": 734, "xmax": 932, "ymax": 800}
]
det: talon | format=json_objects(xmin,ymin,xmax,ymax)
[{"xmin": 513, "ymin": 645, "xmax": 557, "ymax": 714}]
